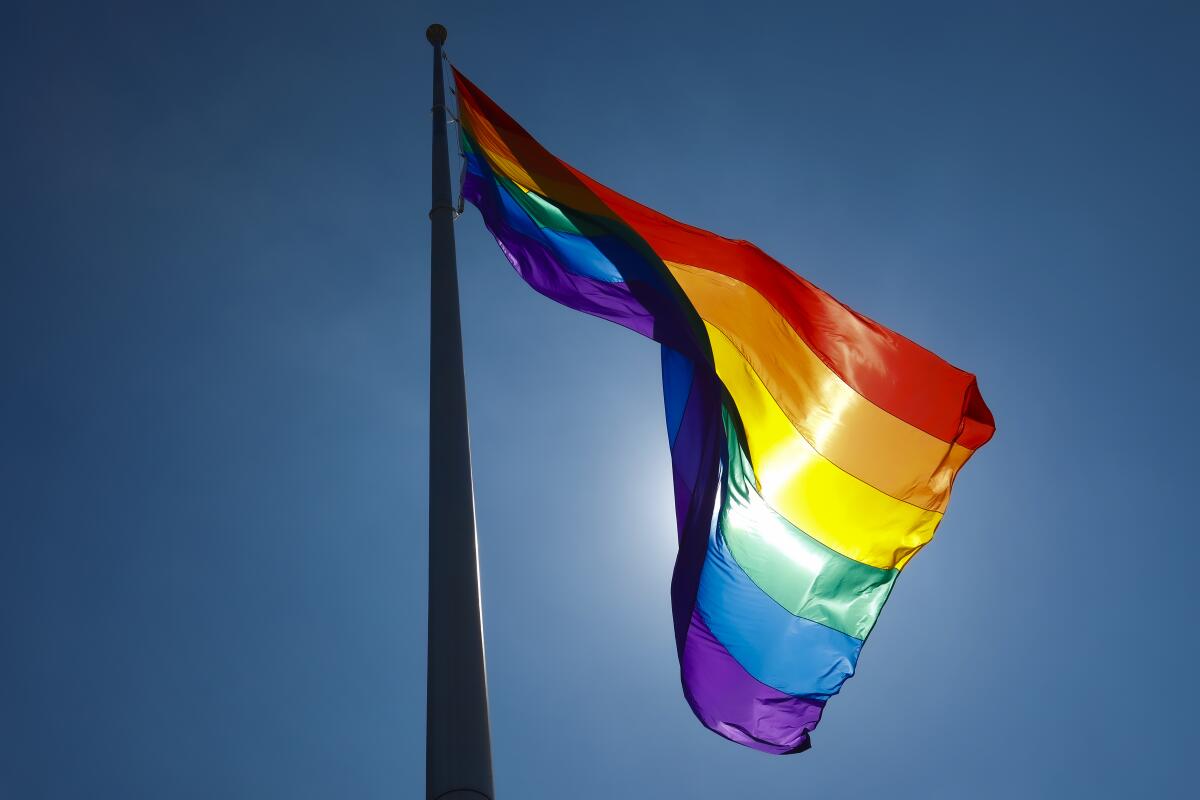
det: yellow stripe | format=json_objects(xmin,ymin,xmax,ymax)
[
  {"xmin": 667, "ymin": 262, "xmax": 972, "ymax": 513},
  {"xmin": 706, "ymin": 322, "xmax": 942, "ymax": 570}
]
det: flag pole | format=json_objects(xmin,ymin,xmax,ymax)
[{"xmin": 425, "ymin": 23, "xmax": 495, "ymax": 800}]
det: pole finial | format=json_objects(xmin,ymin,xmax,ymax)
[{"xmin": 426, "ymin": 24, "xmax": 447, "ymax": 45}]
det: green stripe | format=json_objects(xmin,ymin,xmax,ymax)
[
  {"xmin": 462, "ymin": 128, "xmax": 613, "ymax": 237},
  {"xmin": 719, "ymin": 406, "xmax": 897, "ymax": 640},
  {"xmin": 495, "ymin": 173, "xmax": 610, "ymax": 238}
]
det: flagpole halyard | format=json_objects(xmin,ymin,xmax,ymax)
[{"xmin": 425, "ymin": 23, "xmax": 495, "ymax": 800}]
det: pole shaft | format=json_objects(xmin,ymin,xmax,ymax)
[{"xmin": 425, "ymin": 24, "xmax": 495, "ymax": 800}]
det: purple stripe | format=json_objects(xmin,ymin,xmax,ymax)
[
  {"xmin": 464, "ymin": 168, "xmax": 708, "ymax": 362},
  {"xmin": 666, "ymin": 366, "xmax": 723, "ymax": 658},
  {"xmin": 682, "ymin": 610, "xmax": 825, "ymax": 754},
  {"xmin": 464, "ymin": 170, "xmax": 658, "ymax": 338},
  {"xmin": 667, "ymin": 367, "xmax": 713, "ymax": 513},
  {"xmin": 672, "ymin": 472, "xmax": 692, "ymax": 539}
]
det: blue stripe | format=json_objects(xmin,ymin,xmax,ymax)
[
  {"xmin": 541, "ymin": 229, "xmax": 628, "ymax": 284},
  {"xmin": 466, "ymin": 153, "xmax": 624, "ymax": 283},
  {"xmin": 661, "ymin": 346, "xmax": 694, "ymax": 447},
  {"xmin": 695, "ymin": 513, "xmax": 863, "ymax": 700},
  {"xmin": 466, "ymin": 152, "xmax": 668, "ymax": 286}
]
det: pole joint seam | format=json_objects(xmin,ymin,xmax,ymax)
[{"xmin": 431, "ymin": 104, "xmax": 458, "ymax": 125}]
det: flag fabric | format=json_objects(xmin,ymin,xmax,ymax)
[{"xmin": 453, "ymin": 68, "xmax": 995, "ymax": 754}]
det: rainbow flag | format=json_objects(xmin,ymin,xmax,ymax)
[{"xmin": 454, "ymin": 69, "xmax": 994, "ymax": 754}]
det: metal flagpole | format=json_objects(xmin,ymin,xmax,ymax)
[{"xmin": 425, "ymin": 23, "xmax": 495, "ymax": 800}]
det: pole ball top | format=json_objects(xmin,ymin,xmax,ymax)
[{"xmin": 426, "ymin": 24, "xmax": 447, "ymax": 45}]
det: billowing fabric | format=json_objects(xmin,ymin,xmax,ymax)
[{"xmin": 453, "ymin": 68, "xmax": 994, "ymax": 754}]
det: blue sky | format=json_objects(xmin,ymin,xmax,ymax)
[{"xmin": 3, "ymin": 1, "xmax": 1198, "ymax": 797}]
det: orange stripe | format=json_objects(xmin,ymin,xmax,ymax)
[
  {"xmin": 577, "ymin": 169, "xmax": 993, "ymax": 448},
  {"xmin": 670, "ymin": 262, "xmax": 972, "ymax": 513}
]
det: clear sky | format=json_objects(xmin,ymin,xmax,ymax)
[{"xmin": 4, "ymin": 1, "xmax": 1198, "ymax": 797}]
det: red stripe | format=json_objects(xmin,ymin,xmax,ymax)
[
  {"xmin": 573, "ymin": 172, "xmax": 993, "ymax": 446},
  {"xmin": 454, "ymin": 68, "xmax": 994, "ymax": 448}
]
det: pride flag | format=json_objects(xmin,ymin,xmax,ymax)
[{"xmin": 454, "ymin": 69, "xmax": 994, "ymax": 754}]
